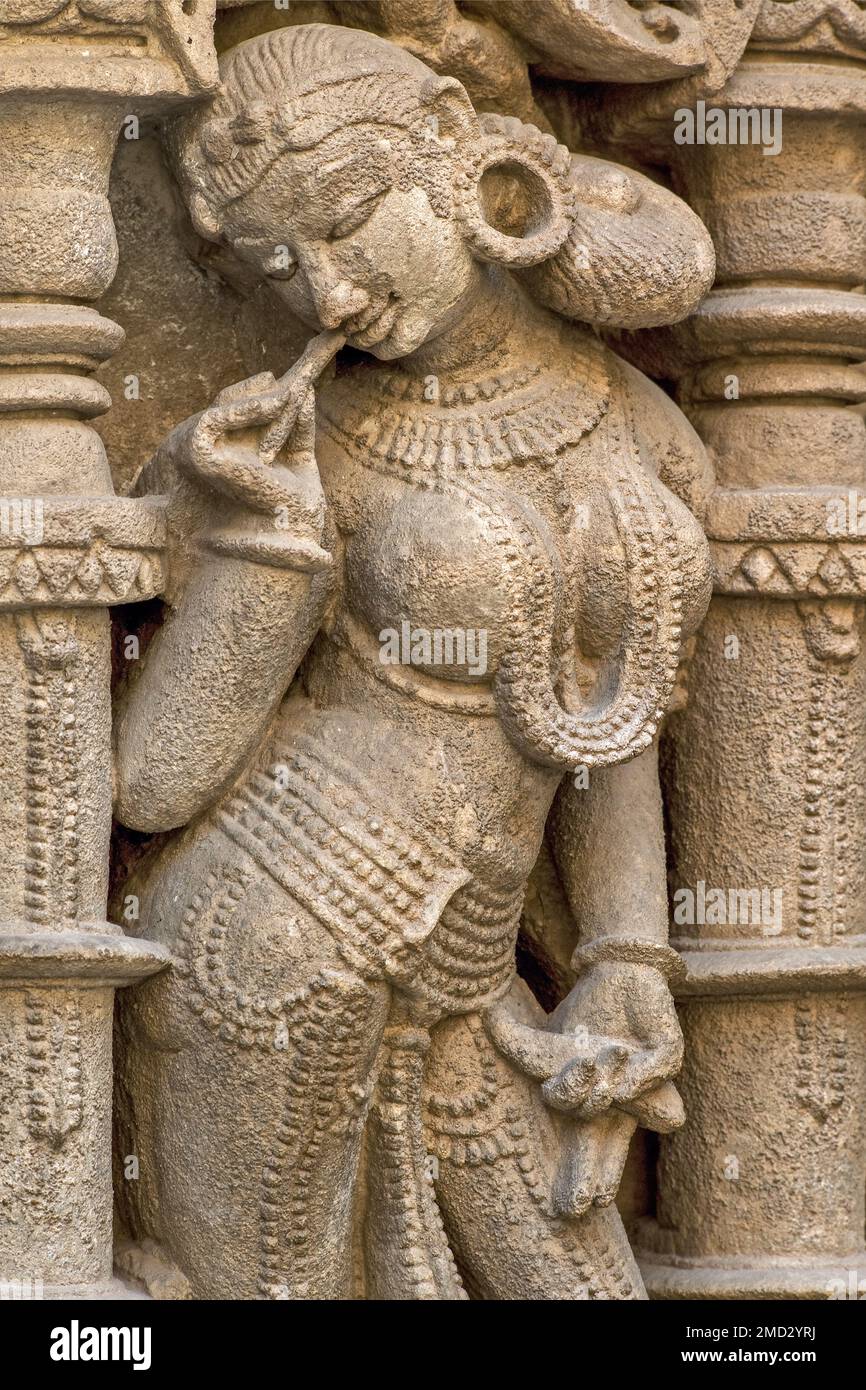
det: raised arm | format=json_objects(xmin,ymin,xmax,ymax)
[{"xmin": 113, "ymin": 337, "xmax": 342, "ymax": 833}]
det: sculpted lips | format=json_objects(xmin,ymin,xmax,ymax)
[{"xmin": 345, "ymin": 291, "xmax": 400, "ymax": 347}]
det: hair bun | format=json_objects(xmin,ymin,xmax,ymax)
[
  {"xmin": 518, "ymin": 156, "xmax": 715, "ymax": 330},
  {"xmin": 230, "ymin": 104, "xmax": 275, "ymax": 146}
]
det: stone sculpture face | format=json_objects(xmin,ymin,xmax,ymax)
[
  {"xmin": 175, "ymin": 27, "xmax": 490, "ymax": 361},
  {"xmin": 224, "ymin": 121, "xmax": 478, "ymax": 359}
]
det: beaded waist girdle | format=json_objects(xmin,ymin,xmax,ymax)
[{"xmin": 216, "ymin": 730, "xmax": 523, "ymax": 1013}]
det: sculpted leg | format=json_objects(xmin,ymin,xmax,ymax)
[
  {"xmin": 115, "ymin": 828, "xmax": 390, "ymax": 1300},
  {"xmin": 424, "ymin": 1004, "xmax": 645, "ymax": 1300}
]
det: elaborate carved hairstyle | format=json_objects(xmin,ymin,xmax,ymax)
[
  {"xmin": 167, "ymin": 24, "xmax": 470, "ymax": 241},
  {"xmin": 169, "ymin": 23, "xmax": 714, "ymax": 331}
]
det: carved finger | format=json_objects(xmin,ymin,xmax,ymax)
[
  {"xmin": 260, "ymin": 386, "xmax": 315, "ymax": 467},
  {"xmin": 575, "ymin": 1043, "xmax": 629, "ymax": 1119},
  {"xmin": 291, "ymin": 389, "xmax": 316, "ymax": 455},
  {"xmin": 541, "ymin": 1055, "xmax": 595, "ymax": 1113},
  {"xmin": 186, "ymin": 433, "xmax": 306, "ymax": 513},
  {"xmin": 259, "ymin": 327, "xmax": 345, "ymax": 464},
  {"xmin": 484, "ymin": 1003, "xmax": 580, "ymax": 1079},
  {"xmin": 196, "ymin": 388, "xmax": 287, "ymax": 441},
  {"xmin": 610, "ymin": 1040, "xmax": 683, "ymax": 1108},
  {"xmin": 212, "ymin": 372, "xmax": 277, "ymax": 408},
  {"xmin": 619, "ymin": 1081, "xmax": 685, "ymax": 1134}
]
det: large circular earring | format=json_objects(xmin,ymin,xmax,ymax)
[{"xmin": 454, "ymin": 115, "xmax": 576, "ymax": 269}]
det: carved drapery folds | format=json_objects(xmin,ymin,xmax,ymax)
[{"xmin": 1, "ymin": 0, "xmax": 864, "ymax": 1303}]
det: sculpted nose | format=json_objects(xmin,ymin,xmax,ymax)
[
  {"xmin": 302, "ymin": 247, "xmax": 370, "ymax": 328},
  {"xmin": 316, "ymin": 278, "xmax": 370, "ymax": 329}
]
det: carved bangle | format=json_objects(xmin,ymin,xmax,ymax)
[{"xmin": 570, "ymin": 936, "xmax": 686, "ymax": 985}]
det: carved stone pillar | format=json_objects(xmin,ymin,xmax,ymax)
[
  {"xmin": 607, "ymin": 12, "xmax": 866, "ymax": 1297},
  {"xmin": 0, "ymin": 2, "xmax": 216, "ymax": 1299}
]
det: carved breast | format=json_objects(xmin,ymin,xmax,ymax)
[
  {"xmin": 314, "ymin": 343, "xmax": 712, "ymax": 773},
  {"xmin": 315, "ymin": 340, "xmax": 614, "ymax": 686},
  {"xmin": 344, "ymin": 484, "xmax": 535, "ymax": 682}
]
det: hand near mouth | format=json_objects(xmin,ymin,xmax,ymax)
[{"xmin": 154, "ymin": 330, "xmax": 344, "ymax": 551}]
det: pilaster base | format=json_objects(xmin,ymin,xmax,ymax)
[{"xmin": 639, "ymin": 1234, "xmax": 866, "ymax": 1300}]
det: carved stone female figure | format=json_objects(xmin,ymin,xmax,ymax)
[{"xmin": 113, "ymin": 23, "xmax": 714, "ymax": 1299}]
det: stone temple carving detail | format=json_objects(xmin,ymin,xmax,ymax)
[{"xmin": 0, "ymin": 0, "xmax": 863, "ymax": 1304}]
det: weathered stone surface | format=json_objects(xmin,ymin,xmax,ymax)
[{"xmin": 0, "ymin": 0, "xmax": 861, "ymax": 1303}]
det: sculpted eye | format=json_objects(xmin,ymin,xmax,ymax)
[{"xmin": 330, "ymin": 188, "xmax": 388, "ymax": 240}]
